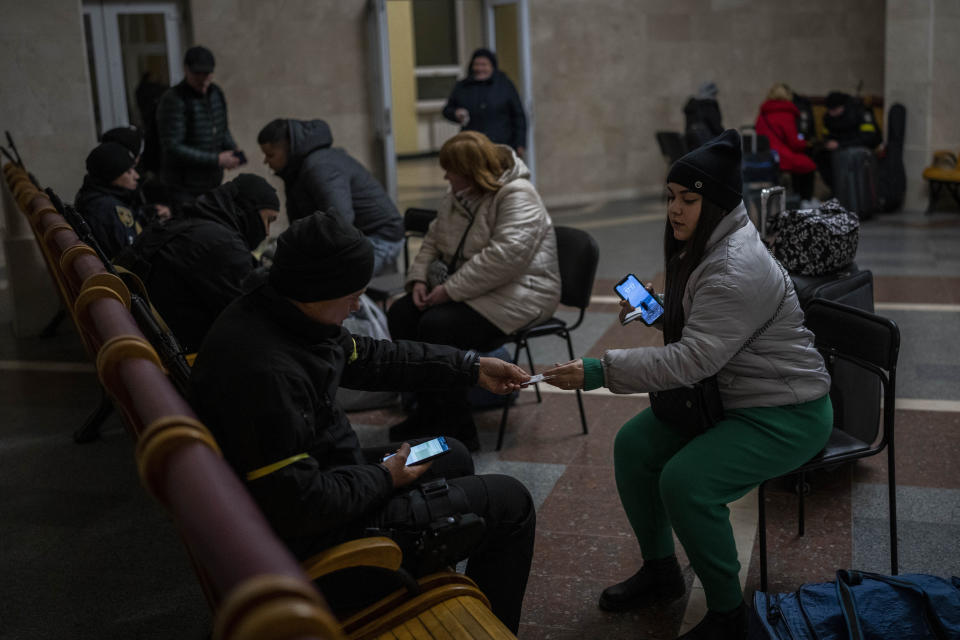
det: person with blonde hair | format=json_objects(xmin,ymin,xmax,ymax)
[
  {"xmin": 387, "ymin": 131, "xmax": 560, "ymax": 450},
  {"xmin": 755, "ymin": 83, "xmax": 818, "ymax": 204}
]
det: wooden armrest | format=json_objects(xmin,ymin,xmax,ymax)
[{"xmin": 302, "ymin": 536, "xmax": 403, "ymax": 581}]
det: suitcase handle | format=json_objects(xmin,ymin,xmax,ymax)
[{"xmin": 835, "ymin": 570, "xmax": 951, "ymax": 640}]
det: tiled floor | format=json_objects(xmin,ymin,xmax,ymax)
[{"xmin": 1, "ymin": 194, "xmax": 958, "ymax": 638}]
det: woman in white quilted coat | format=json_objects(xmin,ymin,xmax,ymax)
[{"xmin": 387, "ymin": 131, "xmax": 560, "ymax": 451}]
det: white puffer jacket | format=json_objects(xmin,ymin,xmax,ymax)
[
  {"xmin": 406, "ymin": 150, "xmax": 560, "ymax": 334},
  {"xmin": 602, "ymin": 203, "xmax": 831, "ymax": 409}
]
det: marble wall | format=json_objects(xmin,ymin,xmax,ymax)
[
  {"xmin": 529, "ymin": 0, "xmax": 886, "ymax": 204},
  {"xmin": 885, "ymin": 0, "xmax": 960, "ymax": 210},
  {"xmin": 0, "ymin": 0, "xmax": 96, "ymax": 333}
]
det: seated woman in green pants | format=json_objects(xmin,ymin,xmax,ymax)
[{"xmin": 544, "ymin": 129, "xmax": 833, "ymax": 640}]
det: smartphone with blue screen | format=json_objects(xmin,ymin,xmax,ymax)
[
  {"xmin": 614, "ymin": 274, "xmax": 664, "ymax": 326},
  {"xmin": 381, "ymin": 436, "xmax": 450, "ymax": 466}
]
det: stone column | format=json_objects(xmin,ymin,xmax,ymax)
[{"xmin": 885, "ymin": 0, "xmax": 960, "ymax": 211}]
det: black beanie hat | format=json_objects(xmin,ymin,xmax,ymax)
[
  {"xmin": 825, "ymin": 91, "xmax": 848, "ymax": 109},
  {"xmin": 666, "ymin": 129, "xmax": 743, "ymax": 211},
  {"xmin": 269, "ymin": 212, "xmax": 374, "ymax": 302},
  {"xmin": 230, "ymin": 173, "xmax": 280, "ymax": 212},
  {"xmin": 101, "ymin": 126, "xmax": 144, "ymax": 157},
  {"xmin": 86, "ymin": 142, "xmax": 136, "ymax": 184}
]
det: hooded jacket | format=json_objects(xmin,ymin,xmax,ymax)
[
  {"xmin": 117, "ymin": 183, "xmax": 264, "ymax": 352},
  {"xmin": 600, "ymin": 203, "xmax": 830, "ymax": 410},
  {"xmin": 74, "ymin": 175, "xmax": 143, "ymax": 259},
  {"xmin": 823, "ymin": 95, "xmax": 881, "ymax": 149},
  {"xmin": 443, "ymin": 52, "xmax": 526, "ymax": 150},
  {"xmin": 278, "ymin": 120, "xmax": 403, "ymax": 242},
  {"xmin": 188, "ymin": 282, "xmax": 479, "ymax": 559},
  {"xmin": 683, "ymin": 97, "xmax": 724, "ymax": 149},
  {"xmin": 406, "ymin": 148, "xmax": 560, "ymax": 334},
  {"xmin": 155, "ymin": 80, "xmax": 237, "ymax": 195},
  {"xmin": 755, "ymin": 100, "xmax": 816, "ymax": 173}
]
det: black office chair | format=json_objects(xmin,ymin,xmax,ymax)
[
  {"xmin": 758, "ymin": 298, "xmax": 901, "ymax": 591},
  {"xmin": 494, "ymin": 226, "xmax": 600, "ymax": 451},
  {"xmin": 655, "ymin": 131, "xmax": 688, "ymax": 165}
]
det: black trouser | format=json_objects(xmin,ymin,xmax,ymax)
[
  {"xmin": 387, "ymin": 295, "xmax": 506, "ymax": 433},
  {"xmin": 358, "ymin": 438, "xmax": 536, "ymax": 633},
  {"xmin": 813, "ymin": 147, "xmax": 834, "ymax": 189},
  {"xmin": 792, "ymin": 170, "xmax": 815, "ymax": 200}
]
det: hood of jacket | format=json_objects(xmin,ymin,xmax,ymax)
[
  {"xmin": 287, "ymin": 119, "xmax": 333, "ymax": 163},
  {"xmin": 498, "ymin": 146, "xmax": 530, "ymax": 184},
  {"xmin": 187, "ymin": 182, "xmax": 266, "ymax": 250},
  {"xmin": 759, "ymin": 99, "xmax": 799, "ymax": 117}
]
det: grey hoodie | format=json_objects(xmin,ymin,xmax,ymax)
[
  {"xmin": 278, "ymin": 119, "xmax": 403, "ymax": 241},
  {"xmin": 602, "ymin": 203, "xmax": 830, "ymax": 409}
]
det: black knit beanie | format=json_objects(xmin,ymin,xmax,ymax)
[
  {"xmin": 825, "ymin": 92, "xmax": 848, "ymax": 109},
  {"xmin": 269, "ymin": 211, "xmax": 374, "ymax": 302},
  {"xmin": 101, "ymin": 126, "xmax": 144, "ymax": 157},
  {"xmin": 666, "ymin": 129, "xmax": 743, "ymax": 211},
  {"xmin": 86, "ymin": 142, "xmax": 136, "ymax": 184},
  {"xmin": 230, "ymin": 173, "xmax": 280, "ymax": 212}
]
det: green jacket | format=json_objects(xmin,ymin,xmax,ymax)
[{"xmin": 156, "ymin": 80, "xmax": 236, "ymax": 195}]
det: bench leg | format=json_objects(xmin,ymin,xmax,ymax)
[{"xmin": 73, "ymin": 389, "xmax": 114, "ymax": 443}]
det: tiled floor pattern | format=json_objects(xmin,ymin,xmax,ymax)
[{"xmin": 0, "ymin": 201, "xmax": 958, "ymax": 638}]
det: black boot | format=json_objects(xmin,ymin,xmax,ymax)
[
  {"xmin": 598, "ymin": 555, "xmax": 685, "ymax": 612},
  {"xmin": 677, "ymin": 602, "xmax": 748, "ymax": 640}
]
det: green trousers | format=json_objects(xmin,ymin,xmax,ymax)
[{"xmin": 613, "ymin": 394, "xmax": 833, "ymax": 612}]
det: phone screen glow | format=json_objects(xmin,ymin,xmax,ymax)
[
  {"xmin": 382, "ymin": 437, "xmax": 449, "ymax": 466},
  {"xmin": 616, "ymin": 275, "xmax": 664, "ymax": 325}
]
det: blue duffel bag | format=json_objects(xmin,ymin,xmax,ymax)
[{"xmin": 750, "ymin": 570, "xmax": 960, "ymax": 639}]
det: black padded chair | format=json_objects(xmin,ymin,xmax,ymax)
[
  {"xmin": 758, "ymin": 298, "xmax": 901, "ymax": 591},
  {"xmin": 655, "ymin": 131, "xmax": 687, "ymax": 165},
  {"xmin": 494, "ymin": 226, "xmax": 600, "ymax": 451}
]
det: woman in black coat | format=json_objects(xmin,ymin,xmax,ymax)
[{"xmin": 443, "ymin": 48, "xmax": 527, "ymax": 155}]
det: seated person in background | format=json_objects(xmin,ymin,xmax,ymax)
[
  {"xmin": 386, "ymin": 131, "xmax": 560, "ymax": 451},
  {"xmin": 815, "ymin": 91, "xmax": 882, "ymax": 188},
  {"xmin": 257, "ymin": 118, "xmax": 404, "ymax": 276},
  {"xmin": 75, "ymin": 142, "xmax": 146, "ymax": 259},
  {"xmin": 101, "ymin": 125, "xmax": 172, "ymax": 222},
  {"xmin": 189, "ymin": 212, "xmax": 536, "ymax": 633},
  {"xmin": 755, "ymin": 83, "xmax": 818, "ymax": 206},
  {"xmin": 683, "ymin": 81, "xmax": 724, "ymax": 150},
  {"xmin": 544, "ymin": 131, "xmax": 832, "ymax": 640},
  {"xmin": 115, "ymin": 174, "xmax": 279, "ymax": 353}
]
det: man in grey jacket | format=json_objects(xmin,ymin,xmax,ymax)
[{"xmin": 257, "ymin": 118, "xmax": 404, "ymax": 276}]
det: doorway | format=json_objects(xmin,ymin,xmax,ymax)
[
  {"xmin": 82, "ymin": 1, "xmax": 184, "ymax": 137},
  {"xmin": 370, "ymin": 0, "xmax": 535, "ymax": 212}
]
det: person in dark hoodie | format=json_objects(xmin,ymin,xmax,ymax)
[
  {"xmin": 74, "ymin": 141, "xmax": 146, "ymax": 259},
  {"xmin": 814, "ymin": 91, "xmax": 882, "ymax": 189},
  {"xmin": 100, "ymin": 125, "xmax": 172, "ymax": 222},
  {"xmin": 443, "ymin": 48, "xmax": 527, "ymax": 155},
  {"xmin": 257, "ymin": 118, "xmax": 404, "ymax": 276},
  {"xmin": 683, "ymin": 81, "xmax": 725, "ymax": 150},
  {"xmin": 115, "ymin": 174, "xmax": 279, "ymax": 352}
]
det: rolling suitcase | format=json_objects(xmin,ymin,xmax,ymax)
[
  {"xmin": 790, "ymin": 264, "xmax": 874, "ymax": 312},
  {"xmin": 832, "ymin": 146, "xmax": 880, "ymax": 216}
]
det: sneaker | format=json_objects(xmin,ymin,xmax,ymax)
[
  {"xmin": 598, "ymin": 555, "xmax": 685, "ymax": 612},
  {"xmin": 677, "ymin": 602, "xmax": 748, "ymax": 639}
]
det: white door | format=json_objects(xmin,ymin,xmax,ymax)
[
  {"xmin": 368, "ymin": 0, "xmax": 398, "ymax": 200},
  {"xmin": 483, "ymin": 0, "xmax": 535, "ymax": 183},
  {"xmin": 83, "ymin": 2, "xmax": 183, "ymax": 135}
]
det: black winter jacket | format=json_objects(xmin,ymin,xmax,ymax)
[
  {"xmin": 189, "ymin": 284, "xmax": 479, "ymax": 558},
  {"xmin": 74, "ymin": 176, "xmax": 144, "ymax": 259},
  {"xmin": 823, "ymin": 97, "xmax": 881, "ymax": 149},
  {"xmin": 156, "ymin": 81, "xmax": 236, "ymax": 195},
  {"xmin": 117, "ymin": 186, "xmax": 264, "ymax": 353},
  {"xmin": 683, "ymin": 98, "xmax": 724, "ymax": 149},
  {"xmin": 278, "ymin": 120, "xmax": 403, "ymax": 242},
  {"xmin": 443, "ymin": 71, "xmax": 526, "ymax": 150}
]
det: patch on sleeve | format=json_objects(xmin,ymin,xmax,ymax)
[{"xmin": 115, "ymin": 205, "xmax": 136, "ymax": 228}]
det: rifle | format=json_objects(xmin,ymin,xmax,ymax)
[
  {"xmin": 46, "ymin": 188, "xmax": 193, "ymax": 395},
  {"xmin": 2, "ymin": 131, "xmax": 42, "ymax": 188}
]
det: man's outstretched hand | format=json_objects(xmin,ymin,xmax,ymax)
[{"xmin": 477, "ymin": 356, "xmax": 528, "ymax": 394}]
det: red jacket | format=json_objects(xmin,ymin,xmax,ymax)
[{"xmin": 755, "ymin": 100, "xmax": 816, "ymax": 173}]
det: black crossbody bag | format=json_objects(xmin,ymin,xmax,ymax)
[{"xmin": 649, "ymin": 262, "xmax": 789, "ymax": 438}]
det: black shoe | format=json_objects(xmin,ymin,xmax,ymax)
[
  {"xmin": 677, "ymin": 602, "xmax": 748, "ymax": 640},
  {"xmin": 598, "ymin": 555, "xmax": 685, "ymax": 612}
]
